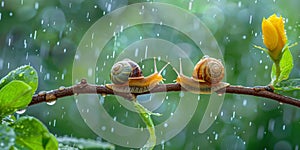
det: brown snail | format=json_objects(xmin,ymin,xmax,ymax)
[
  {"xmin": 174, "ymin": 56, "xmax": 229, "ymax": 94},
  {"xmin": 105, "ymin": 58, "xmax": 169, "ymax": 93}
]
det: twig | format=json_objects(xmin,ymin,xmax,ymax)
[{"xmin": 29, "ymin": 79, "xmax": 300, "ymax": 108}]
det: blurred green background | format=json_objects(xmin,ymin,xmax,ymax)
[{"xmin": 1, "ymin": 0, "xmax": 300, "ymax": 149}]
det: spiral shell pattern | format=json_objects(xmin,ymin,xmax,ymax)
[
  {"xmin": 192, "ymin": 57, "xmax": 224, "ymax": 84},
  {"xmin": 110, "ymin": 59, "xmax": 143, "ymax": 84}
]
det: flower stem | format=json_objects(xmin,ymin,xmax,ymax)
[{"xmin": 274, "ymin": 61, "xmax": 281, "ymax": 85}]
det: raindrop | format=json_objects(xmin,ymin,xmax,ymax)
[
  {"xmin": 46, "ymin": 100, "xmax": 56, "ymax": 106},
  {"xmin": 111, "ymin": 127, "xmax": 114, "ymax": 133},
  {"xmin": 16, "ymin": 109, "xmax": 26, "ymax": 114},
  {"xmin": 268, "ymin": 119, "xmax": 275, "ymax": 131},
  {"xmin": 257, "ymin": 126, "xmax": 264, "ymax": 139},
  {"xmin": 242, "ymin": 35, "xmax": 247, "ymax": 39},
  {"xmin": 8, "ymin": 38, "xmax": 11, "ymax": 46},
  {"xmin": 215, "ymin": 134, "xmax": 218, "ymax": 140},
  {"xmin": 53, "ymin": 119, "xmax": 56, "ymax": 127},
  {"xmin": 107, "ymin": 3, "xmax": 112, "ymax": 12},
  {"xmin": 259, "ymin": 60, "xmax": 262, "ymax": 64},
  {"xmin": 99, "ymin": 96, "xmax": 105, "ymax": 104},
  {"xmin": 134, "ymin": 48, "xmax": 139, "ymax": 57},
  {"xmin": 179, "ymin": 91, "xmax": 184, "ymax": 97},
  {"xmin": 88, "ymin": 68, "xmax": 93, "ymax": 77},
  {"xmin": 39, "ymin": 65, "xmax": 43, "ymax": 72},
  {"xmin": 164, "ymin": 123, "xmax": 168, "ymax": 128},
  {"xmin": 188, "ymin": 2, "xmax": 193, "ymax": 10},
  {"xmin": 35, "ymin": 2, "xmax": 39, "ymax": 10},
  {"xmin": 249, "ymin": 15, "xmax": 253, "ymax": 24},
  {"xmin": 242, "ymin": 99, "xmax": 247, "ymax": 106},
  {"xmin": 101, "ymin": 126, "xmax": 106, "ymax": 131},
  {"xmin": 249, "ymin": 121, "xmax": 252, "ymax": 126},
  {"xmin": 264, "ymin": 65, "xmax": 268, "ymax": 69}
]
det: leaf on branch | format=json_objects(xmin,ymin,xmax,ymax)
[
  {"xmin": 0, "ymin": 65, "xmax": 38, "ymax": 92},
  {"xmin": 57, "ymin": 136, "xmax": 115, "ymax": 150},
  {"xmin": 11, "ymin": 116, "xmax": 58, "ymax": 150},
  {"xmin": 275, "ymin": 78, "xmax": 300, "ymax": 91},
  {"xmin": 0, "ymin": 80, "xmax": 33, "ymax": 117},
  {"xmin": 271, "ymin": 47, "xmax": 293, "ymax": 85}
]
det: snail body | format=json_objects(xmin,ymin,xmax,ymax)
[
  {"xmin": 174, "ymin": 56, "xmax": 229, "ymax": 94},
  {"xmin": 106, "ymin": 58, "xmax": 169, "ymax": 93}
]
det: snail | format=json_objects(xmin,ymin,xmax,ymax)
[
  {"xmin": 105, "ymin": 58, "xmax": 169, "ymax": 93},
  {"xmin": 173, "ymin": 56, "xmax": 229, "ymax": 94}
]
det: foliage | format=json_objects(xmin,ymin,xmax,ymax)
[
  {"xmin": 0, "ymin": 66, "xmax": 113, "ymax": 150},
  {"xmin": 256, "ymin": 14, "xmax": 299, "ymax": 94}
]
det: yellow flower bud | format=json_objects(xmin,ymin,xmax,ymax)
[{"xmin": 262, "ymin": 14, "xmax": 287, "ymax": 61}]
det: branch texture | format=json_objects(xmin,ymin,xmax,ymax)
[{"xmin": 29, "ymin": 79, "xmax": 300, "ymax": 108}]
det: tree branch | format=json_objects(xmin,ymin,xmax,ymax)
[{"xmin": 29, "ymin": 79, "xmax": 300, "ymax": 108}]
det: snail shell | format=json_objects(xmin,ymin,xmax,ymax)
[
  {"xmin": 110, "ymin": 59, "xmax": 143, "ymax": 84},
  {"xmin": 192, "ymin": 57, "xmax": 224, "ymax": 84},
  {"xmin": 174, "ymin": 56, "xmax": 229, "ymax": 94},
  {"xmin": 106, "ymin": 58, "xmax": 169, "ymax": 93}
]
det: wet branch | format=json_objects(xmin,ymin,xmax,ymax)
[{"xmin": 29, "ymin": 79, "xmax": 300, "ymax": 108}]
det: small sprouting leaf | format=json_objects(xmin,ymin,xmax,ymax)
[
  {"xmin": 0, "ymin": 125, "xmax": 16, "ymax": 150},
  {"xmin": 278, "ymin": 47, "xmax": 293, "ymax": 82},
  {"xmin": 11, "ymin": 116, "xmax": 58, "ymax": 150},
  {"xmin": 0, "ymin": 65, "xmax": 38, "ymax": 92},
  {"xmin": 57, "ymin": 136, "xmax": 115, "ymax": 150},
  {"xmin": 271, "ymin": 47, "xmax": 293, "ymax": 85},
  {"xmin": 133, "ymin": 101, "xmax": 156, "ymax": 149},
  {"xmin": 0, "ymin": 80, "xmax": 32, "ymax": 117},
  {"xmin": 275, "ymin": 78, "xmax": 300, "ymax": 91}
]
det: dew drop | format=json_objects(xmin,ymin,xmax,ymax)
[
  {"xmin": 58, "ymin": 86, "xmax": 65, "ymax": 91},
  {"xmin": 38, "ymin": 91, "xmax": 47, "ymax": 96},
  {"xmin": 46, "ymin": 100, "xmax": 56, "ymax": 106},
  {"xmin": 16, "ymin": 109, "xmax": 26, "ymax": 114},
  {"xmin": 18, "ymin": 73, "xmax": 24, "ymax": 77}
]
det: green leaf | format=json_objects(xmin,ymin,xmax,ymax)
[
  {"xmin": 11, "ymin": 116, "xmax": 58, "ymax": 150},
  {"xmin": 0, "ymin": 125, "xmax": 16, "ymax": 150},
  {"xmin": 275, "ymin": 78, "xmax": 300, "ymax": 91},
  {"xmin": 0, "ymin": 81, "xmax": 33, "ymax": 117},
  {"xmin": 271, "ymin": 47, "xmax": 293, "ymax": 85},
  {"xmin": 0, "ymin": 65, "xmax": 38, "ymax": 92},
  {"xmin": 57, "ymin": 136, "xmax": 115, "ymax": 150}
]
